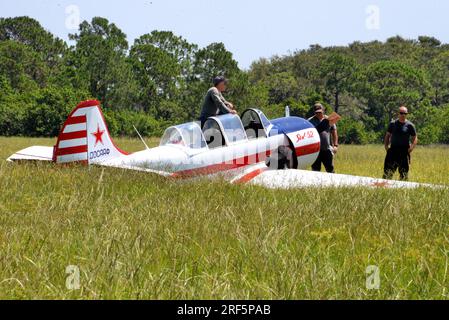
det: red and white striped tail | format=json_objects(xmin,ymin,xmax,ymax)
[{"xmin": 53, "ymin": 100, "xmax": 128, "ymax": 164}]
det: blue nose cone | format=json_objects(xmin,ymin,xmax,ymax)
[{"xmin": 269, "ymin": 116, "xmax": 315, "ymax": 136}]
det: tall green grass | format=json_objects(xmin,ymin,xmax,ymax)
[{"xmin": 0, "ymin": 137, "xmax": 448, "ymax": 299}]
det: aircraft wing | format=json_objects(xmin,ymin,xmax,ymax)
[
  {"xmin": 7, "ymin": 146, "xmax": 54, "ymax": 162},
  {"xmin": 99, "ymin": 160, "xmax": 440, "ymax": 189},
  {"xmin": 7, "ymin": 146, "xmax": 173, "ymax": 178},
  {"xmin": 231, "ymin": 165, "xmax": 438, "ymax": 189},
  {"xmin": 94, "ymin": 160, "xmax": 173, "ymax": 177}
]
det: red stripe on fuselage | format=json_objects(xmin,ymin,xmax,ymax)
[
  {"xmin": 173, "ymin": 141, "xmax": 321, "ymax": 179},
  {"xmin": 172, "ymin": 149, "xmax": 273, "ymax": 178},
  {"xmin": 55, "ymin": 145, "xmax": 88, "ymax": 156},
  {"xmin": 233, "ymin": 167, "xmax": 268, "ymax": 184},
  {"xmin": 59, "ymin": 131, "xmax": 87, "ymax": 141},
  {"xmin": 295, "ymin": 142, "xmax": 320, "ymax": 156}
]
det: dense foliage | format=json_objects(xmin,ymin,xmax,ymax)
[
  {"xmin": 1, "ymin": 16, "xmax": 448, "ymax": 143},
  {"xmin": 249, "ymin": 36, "xmax": 449, "ymax": 144}
]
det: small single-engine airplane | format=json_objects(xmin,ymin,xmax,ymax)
[{"xmin": 7, "ymin": 100, "xmax": 435, "ymax": 189}]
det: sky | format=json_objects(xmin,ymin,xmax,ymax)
[{"xmin": 1, "ymin": 0, "xmax": 448, "ymax": 69}]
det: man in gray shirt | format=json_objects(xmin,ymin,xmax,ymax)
[
  {"xmin": 308, "ymin": 103, "xmax": 339, "ymax": 173},
  {"xmin": 199, "ymin": 76, "xmax": 237, "ymax": 127}
]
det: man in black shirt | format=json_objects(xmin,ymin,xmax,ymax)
[
  {"xmin": 383, "ymin": 106, "xmax": 418, "ymax": 180},
  {"xmin": 308, "ymin": 103, "xmax": 338, "ymax": 173}
]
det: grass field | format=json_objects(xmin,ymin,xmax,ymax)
[{"xmin": 0, "ymin": 136, "xmax": 449, "ymax": 299}]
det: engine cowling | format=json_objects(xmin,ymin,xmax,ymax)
[{"xmin": 269, "ymin": 117, "xmax": 321, "ymax": 169}]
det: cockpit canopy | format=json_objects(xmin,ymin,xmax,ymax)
[
  {"xmin": 203, "ymin": 113, "xmax": 248, "ymax": 148},
  {"xmin": 241, "ymin": 108, "xmax": 270, "ymax": 139},
  {"xmin": 160, "ymin": 122, "xmax": 207, "ymax": 149},
  {"xmin": 160, "ymin": 109, "xmax": 271, "ymax": 150}
]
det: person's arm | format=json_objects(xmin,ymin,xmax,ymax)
[
  {"xmin": 384, "ymin": 132, "xmax": 392, "ymax": 151},
  {"xmin": 331, "ymin": 125, "xmax": 338, "ymax": 153},
  {"xmin": 211, "ymin": 89, "xmax": 235, "ymax": 114},
  {"xmin": 408, "ymin": 124, "xmax": 418, "ymax": 153},
  {"xmin": 384, "ymin": 122, "xmax": 394, "ymax": 151},
  {"xmin": 409, "ymin": 135, "xmax": 418, "ymax": 153}
]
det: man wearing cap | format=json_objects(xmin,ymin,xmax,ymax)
[
  {"xmin": 199, "ymin": 76, "xmax": 237, "ymax": 128},
  {"xmin": 383, "ymin": 106, "xmax": 418, "ymax": 181},
  {"xmin": 308, "ymin": 103, "xmax": 338, "ymax": 173}
]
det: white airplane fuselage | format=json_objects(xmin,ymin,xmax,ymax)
[{"xmin": 104, "ymin": 128, "xmax": 320, "ymax": 177}]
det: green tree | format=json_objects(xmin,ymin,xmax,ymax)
[
  {"xmin": 193, "ymin": 42, "xmax": 240, "ymax": 83},
  {"xmin": 260, "ymin": 71, "xmax": 299, "ymax": 105},
  {"xmin": 69, "ymin": 17, "xmax": 137, "ymax": 109},
  {"xmin": 0, "ymin": 75, "xmax": 25, "ymax": 136},
  {"xmin": 0, "ymin": 40, "xmax": 48, "ymax": 90},
  {"xmin": 418, "ymin": 36, "xmax": 441, "ymax": 48},
  {"xmin": 23, "ymin": 86, "xmax": 90, "ymax": 136},
  {"xmin": 439, "ymin": 105, "xmax": 449, "ymax": 143},
  {"xmin": 319, "ymin": 53, "xmax": 358, "ymax": 113},
  {"xmin": 358, "ymin": 60, "xmax": 430, "ymax": 130},
  {"xmin": 134, "ymin": 31, "xmax": 197, "ymax": 81},
  {"xmin": 0, "ymin": 16, "xmax": 66, "ymax": 68},
  {"xmin": 130, "ymin": 34, "xmax": 184, "ymax": 117},
  {"xmin": 428, "ymin": 52, "xmax": 449, "ymax": 106},
  {"xmin": 187, "ymin": 42, "xmax": 242, "ymax": 119}
]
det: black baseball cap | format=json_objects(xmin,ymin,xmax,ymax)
[{"xmin": 213, "ymin": 76, "xmax": 228, "ymax": 86}]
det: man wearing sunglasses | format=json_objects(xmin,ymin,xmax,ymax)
[
  {"xmin": 308, "ymin": 103, "xmax": 338, "ymax": 173},
  {"xmin": 383, "ymin": 106, "xmax": 418, "ymax": 181}
]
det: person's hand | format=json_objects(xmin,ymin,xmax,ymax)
[
  {"xmin": 227, "ymin": 102, "xmax": 235, "ymax": 110},
  {"xmin": 230, "ymin": 110, "xmax": 237, "ymax": 115},
  {"xmin": 385, "ymin": 145, "xmax": 389, "ymax": 152},
  {"xmin": 333, "ymin": 146, "xmax": 338, "ymax": 154},
  {"xmin": 408, "ymin": 147, "xmax": 414, "ymax": 154}
]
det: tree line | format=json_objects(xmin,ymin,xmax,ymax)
[{"xmin": 1, "ymin": 16, "xmax": 448, "ymax": 144}]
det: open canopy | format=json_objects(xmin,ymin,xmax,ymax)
[{"xmin": 161, "ymin": 109, "xmax": 271, "ymax": 150}]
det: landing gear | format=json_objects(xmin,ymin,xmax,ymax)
[{"xmin": 266, "ymin": 145, "xmax": 297, "ymax": 170}]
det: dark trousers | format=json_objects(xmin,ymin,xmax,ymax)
[
  {"xmin": 199, "ymin": 116, "xmax": 207, "ymax": 129},
  {"xmin": 383, "ymin": 147, "xmax": 410, "ymax": 181},
  {"xmin": 312, "ymin": 150, "xmax": 335, "ymax": 173}
]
